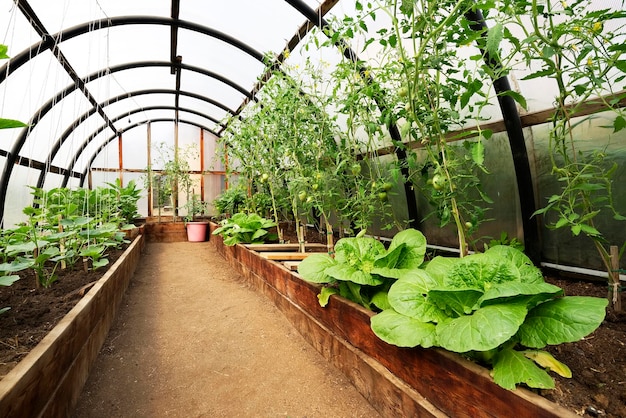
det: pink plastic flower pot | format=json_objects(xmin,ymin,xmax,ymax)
[{"xmin": 186, "ymin": 221, "xmax": 208, "ymax": 242}]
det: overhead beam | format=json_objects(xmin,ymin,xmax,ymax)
[
  {"xmin": 171, "ymin": 0, "xmax": 181, "ymax": 74},
  {"xmin": 78, "ymin": 118, "xmax": 213, "ymax": 187},
  {"xmin": 37, "ymin": 105, "xmax": 220, "ymax": 190}
]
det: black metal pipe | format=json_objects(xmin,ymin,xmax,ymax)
[{"xmin": 465, "ymin": 8, "xmax": 541, "ymax": 264}]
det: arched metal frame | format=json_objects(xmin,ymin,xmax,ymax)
[
  {"xmin": 0, "ymin": 16, "xmax": 268, "ymax": 221},
  {"xmin": 0, "ymin": 1, "xmax": 540, "ymax": 263},
  {"xmin": 41, "ymin": 105, "xmax": 220, "ymax": 190},
  {"xmin": 58, "ymin": 89, "xmax": 230, "ymax": 186},
  {"xmin": 31, "ymin": 59, "xmax": 247, "ymax": 189},
  {"xmin": 80, "ymin": 118, "xmax": 214, "ymax": 188}
]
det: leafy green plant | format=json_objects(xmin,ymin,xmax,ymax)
[
  {"xmin": 105, "ymin": 179, "xmax": 141, "ymax": 226},
  {"xmin": 485, "ymin": 232, "xmax": 525, "ymax": 252},
  {"xmin": 492, "ymin": 0, "xmax": 626, "ymax": 309},
  {"xmin": 182, "ymin": 194, "xmax": 208, "ymax": 222},
  {"xmin": 0, "ymin": 44, "xmax": 27, "ymax": 131},
  {"xmin": 212, "ymin": 212, "xmax": 277, "ymax": 246},
  {"xmin": 297, "ymin": 229, "xmax": 426, "ymax": 309},
  {"xmin": 212, "ymin": 186, "xmax": 247, "ymax": 217},
  {"xmin": 370, "ymin": 244, "xmax": 608, "ymax": 390}
]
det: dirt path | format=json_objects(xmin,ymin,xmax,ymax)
[{"xmin": 73, "ymin": 242, "xmax": 381, "ymax": 418}]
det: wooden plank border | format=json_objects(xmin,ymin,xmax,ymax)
[
  {"xmin": 0, "ymin": 235, "xmax": 145, "ymax": 418},
  {"xmin": 210, "ymin": 224, "xmax": 576, "ymax": 418}
]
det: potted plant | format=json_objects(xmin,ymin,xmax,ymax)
[{"xmin": 182, "ymin": 194, "xmax": 209, "ymax": 242}]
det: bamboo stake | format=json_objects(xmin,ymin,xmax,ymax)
[
  {"xmin": 326, "ymin": 223, "xmax": 334, "ymax": 257},
  {"xmin": 609, "ymin": 245, "xmax": 622, "ymax": 312},
  {"xmin": 298, "ymin": 224, "xmax": 305, "ymax": 253}
]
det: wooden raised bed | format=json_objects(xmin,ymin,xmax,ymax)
[
  {"xmin": 0, "ymin": 235, "xmax": 145, "ymax": 418},
  {"xmin": 210, "ymin": 224, "xmax": 576, "ymax": 418}
]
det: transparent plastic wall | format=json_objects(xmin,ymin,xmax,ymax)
[{"xmin": 532, "ymin": 112, "xmax": 626, "ymax": 271}]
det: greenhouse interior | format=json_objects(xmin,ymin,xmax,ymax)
[{"xmin": 0, "ymin": 0, "xmax": 625, "ymax": 417}]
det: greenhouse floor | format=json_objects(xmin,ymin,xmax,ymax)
[{"xmin": 72, "ymin": 242, "xmax": 381, "ymax": 418}]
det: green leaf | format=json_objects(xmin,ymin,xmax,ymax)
[
  {"xmin": 326, "ymin": 263, "xmax": 384, "ymax": 286},
  {"xmin": 518, "ymin": 296, "xmax": 608, "ymax": 348},
  {"xmin": 297, "ymin": 253, "xmax": 336, "ymax": 283},
  {"xmin": 388, "ymin": 270, "xmax": 447, "ymax": 322},
  {"xmin": 428, "ymin": 288, "xmax": 484, "ymax": 316},
  {"xmin": 479, "ymin": 281, "xmax": 562, "ymax": 308},
  {"xmin": 382, "ymin": 228, "xmax": 427, "ymax": 270},
  {"xmin": 492, "ymin": 348, "xmax": 555, "ymax": 390},
  {"xmin": 471, "ymin": 140, "xmax": 485, "ymax": 166},
  {"xmin": 485, "ymin": 245, "xmax": 544, "ymax": 283},
  {"xmin": 0, "ymin": 118, "xmax": 27, "ymax": 130},
  {"xmin": 423, "ymin": 256, "xmax": 456, "ymax": 285},
  {"xmin": 0, "ymin": 44, "xmax": 8, "ymax": 59},
  {"xmin": 317, "ymin": 286, "xmax": 338, "ymax": 307},
  {"xmin": 251, "ymin": 229, "xmax": 268, "ymax": 241},
  {"xmin": 521, "ymin": 68, "xmax": 554, "ymax": 80},
  {"xmin": 0, "ymin": 275, "xmax": 20, "ymax": 286},
  {"xmin": 334, "ymin": 236, "xmax": 386, "ymax": 267},
  {"xmin": 93, "ymin": 258, "xmax": 109, "ymax": 269},
  {"xmin": 436, "ymin": 304, "xmax": 528, "ymax": 352},
  {"xmin": 373, "ymin": 243, "xmax": 406, "ymax": 274},
  {"xmin": 614, "ymin": 115, "xmax": 626, "ymax": 132},
  {"xmin": 485, "ymin": 23, "xmax": 503, "ymax": 58},
  {"xmin": 0, "ymin": 259, "xmax": 35, "ymax": 273},
  {"xmin": 498, "ymin": 90, "xmax": 527, "ymax": 110},
  {"xmin": 80, "ymin": 245, "xmax": 105, "ymax": 258},
  {"xmin": 370, "ymin": 309, "xmax": 437, "ymax": 348},
  {"xmin": 371, "ymin": 290, "xmax": 391, "ymax": 310},
  {"xmin": 445, "ymin": 252, "xmax": 517, "ymax": 289},
  {"xmin": 7, "ymin": 241, "xmax": 38, "ymax": 255}
]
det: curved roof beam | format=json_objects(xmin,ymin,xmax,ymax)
[
  {"xmin": 60, "ymin": 88, "xmax": 231, "ymax": 184},
  {"xmin": 0, "ymin": 87, "xmax": 231, "ymax": 220},
  {"xmin": 36, "ymin": 59, "xmax": 241, "ymax": 186},
  {"xmin": 78, "ymin": 118, "xmax": 212, "ymax": 188},
  {"xmin": 40, "ymin": 105, "xmax": 219, "ymax": 190},
  {"xmin": 0, "ymin": 15, "xmax": 266, "ymax": 83},
  {"xmin": 88, "ymin": 61, "xmax": 256, "ymax": 101},
  {"xmin": 0, "ymin": 15, "xmax": 267, "ymax": 224}
]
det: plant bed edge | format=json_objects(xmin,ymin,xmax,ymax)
[
  {"xmin": 0, "ymin": 235, "xmax": 145, "ymax": 418},
  {"xmin": 210, "ymin": 222, "xmax": 576, "ymax": 418}
]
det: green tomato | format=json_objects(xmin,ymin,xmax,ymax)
[
  {"xmin": 465, "ymin": 221, "xmax": 473, "ymax": 229},
  {"xmin": 382, "ymin": 182, "xmax": 393, "ymax": 191},
  {"xmin": 312, "ymin": 183, "xmax": 319, "ymax": 191},
  {"xmin": 298, "ymin": 191, "xmax": 307, "ymax": 202},
  {"xmin": 398, "ymin": 86, "xmax": 409, "ymax": 98},
  {"xmin": 432, "ymin": 174, "xmax": 447, "ymax": 190},
  {"xmin": 378, "ymin": 192, "xmax": 388, "ymax": 201},
  {"xmin": 306, "ymin": 196, "xmax": 313, "ymax": 203},
  {"xmin": 350, "ymin": 163, "xmax": 362, "ymax": 176},
  {"xmin": 261, "ymin": 173, "xmax": 269, "ymax": 182}
]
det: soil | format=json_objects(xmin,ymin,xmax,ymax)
[{"xmin": 0, "ymin": 231, "xmax": 625, "ymax": 417}]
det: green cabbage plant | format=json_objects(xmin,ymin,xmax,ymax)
[
  {"xmin": 212, "ymin": 213, "xmax": 277, "ymax": 246},
  {"xmin": 297, "ymin": 229, "xmax": 427, "ymax": 309},
  {"xmin": 370, "ymin": 245, "xmax": 608, "ymax": 390}
]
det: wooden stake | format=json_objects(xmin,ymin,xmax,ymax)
[{"xmin": 609, "ymin": 245, "xmax": 622, "ymax": 311}]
